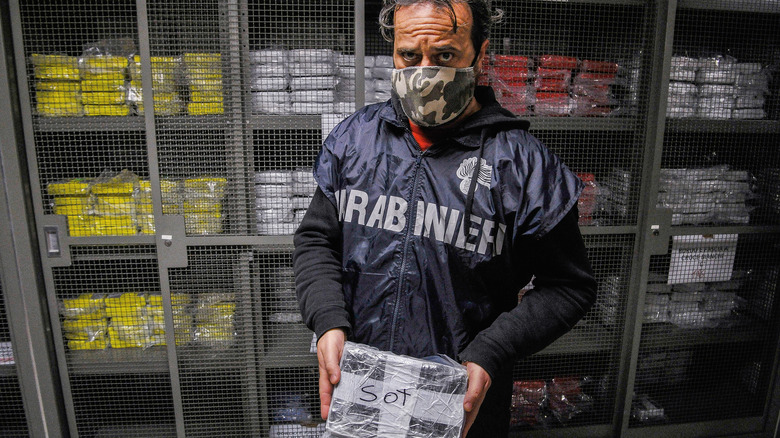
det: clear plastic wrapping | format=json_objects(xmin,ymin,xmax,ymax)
[{"xmin": 325, "ymin": 342, "xmax": 467, "ymax": 438}]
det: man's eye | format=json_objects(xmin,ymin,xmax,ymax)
[
  {"xmin": 402, "ymin": 52, "xmax": 418, "ymax": 61},
  {"xmin": 439, "ymin": 53, "xmax": 453, "ymax": 62}
]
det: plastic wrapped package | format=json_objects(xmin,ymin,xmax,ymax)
[
  {"xmin": 257, "ymin": 197, "xmax": 293, "ymax": 211},
  {"xmin": 337, "ymin": 53, "xmax": 355, "ymax": 67},
  {"xmin": 190, "ymin": 91, "xmax": 224, "ymax": 104},
  {"xmin": 83, "ymin": 104, "xmax": 129, "ymax": 116},
  {"xmin": 80, "ymin": 55, "xmax": 128, "ymax": 74},
  {"xmin": 81, "ymin": 91, "xmax": 126, "ymax": 105},
  {"xmin": 371, "ymin": 67, "xmax": 392, "ymax": 81},
  {"xmin": 187, "ymin": 101, "xmax": 223, "ymax": 115},
  {"xmin": 194, "ymin": 293, "xmax": 236, "ymax": 346},
  {"xmin": 510, "ymin": 380, "xmax": 547, "ymax": 427},
  {"xmin": 37, "ymin": 102, "xmax": 84, "ymax": 117},
  {"xmin": 292, "ymin": 102, "xmax": 335, "ymax": 114},
  {"xmin": 581, "ymin": 59, "xmax": 619, "ymax": 74},
  {"xmin": 32, "ymin": 53, "xmax": 81, "ymax": 81},
  {"xmin": 256, "ymin": 184, "xmax": 293, "ymax": 198},
  {"xmin": 292, "ymin": 196, "xmax": 313, "ymax": 211},
  {"xmin": 670, "ymin": 56, "xmax": 698, "ymax": 70},
  {"xmin": 290, "ymin": 63, "xmax": 338, "ymax": 77},
  {"xmin": 36, "ymin": 90, "xmax": 81, "ymax": 105},
  {"xmin": 695, "ymin": 69, "xmax": 736, "ymax": 85},
  {"xmin": 290, "ymin": 76, "xmax": 338, "ymax": 91},
  {"xmin": 735, "ymin": 72, "xmax": 769, "ymax": 91},
  {"xmin": 292, "ymin": 181, "xmax": 317, "ymax": 197},
  {"xmin": 669, "ymin": 68, "xmax": 696, "ymax": 82},
  {"xmin": 256, "ymin": 170, "xmax": 294, "ymax": 185},
  {"xmin": 291, "ymin": 90, "xmax": 335, "ymax": 103},
  {"xmin": 62, "ymin": 293, "xmax": 106, "ymax": 319},
  {"xmin": 534, "ymin": 92, "xmax": 573, "ymax": 116},
  {"xmin": 364, "ymin": 56, "xmax": 376, "ymax": 68},
  {"xmin": 183, "ymin": 177, "xmax": 226, "ymax": 199},
  {"xmin": 667, "ymin": 93, "xmax": 697, "ymax": 108},
  {"xmin": 534, "ymin": 69, "xmax": 571, "ymax": 92},
  {"xmin": 288, "ymin": 49, "xmax": 334, "ymax": 64},
  {"xmin": 335, "ymin": 102, "xmax": 356, "ymax": 113},
  {"xmin": 669, "ymin": 81, "xmax": 697, "ymax": 95},
  {"xmin": 250, "ymin": 49, "xmax": 288, "ymax": 64},
  {"xmin": 732, "ymin": 108, "xmax": 766, "ymax": 119},
  {"xmin": 94, "ymin": 194, "xmax": 136, "ymax": 215},
  {"xmin": 184, "ymin": 211, "xmax": 223, "ymax": 234},
  {"xmin": 548, "ymin": 377, "xmax": 592, "ymax": 424},
  {"xmin": 338, "ymin": 66, "xmax": 356, "ymax": 79},
  {"xmin": 373, "ymin": 55, "xmax": 393, "ymax": 69},
  {"xmin": 735, "ymin": 92, "xmax": 766, "ymax": 109},
  {"xmin": 257, "ymin": 222, "xmax": 298, "ymax": 236},
  {"xmin": 269, "ymin": 423, "xmax": 326, "ymax": 438},
  {"xmin": 538, "ymin": 54, "xmax": 578, "ymax": 70},
  {"xmin": 698, "ymin": 84, "xmax": 735, "ymax": 97},
  {"xmin": 251, "ymin": 63, "xmax": 289, "ymax": 78},
  {"xmin": 52, "ymin": 195, "xmax": 91, "ymax": 216},
  {"xmin": 257, "ymin": 208, "xmax": 294, "ymax": 223},
  {"xmin": 324, "ymin": 341, "xmax": 467, "ymax": 438}
]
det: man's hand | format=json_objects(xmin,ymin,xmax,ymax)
[
  {"xmin": 462, "ymin": 361, "xmax": 491, "ymax": 437},
  {"xmin": 317, "ymin": 328, "xmax": 346, "ymax": 420}
]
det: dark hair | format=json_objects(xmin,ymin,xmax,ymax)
[{"xmin": 379, "ymin": 0, "xmax": 503, "ymax": 53}]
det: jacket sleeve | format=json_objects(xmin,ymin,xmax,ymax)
[
  {"xmin": 458, "ymin": 205, "xmax": 597, "ymax": 379},
  {"xmin": 293, "ymin": 187, "xmax": 351, "ymax": 339}
]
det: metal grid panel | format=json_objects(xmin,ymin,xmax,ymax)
[
  {"xmin": 511, "ymin": 234, "xmax": 633, "ymax": 431},
  {"xmin": 632, "ymin": 234, "xmax": 780, "ymax": 427},
  {"xmin": 51, "ymin": 245, "xmax": 176, "ymax": 436},
  {"xmin": 0, "ymin": 282, "xmax": 31, "ymax": 437},
  {"xmin": 167, "ymin": 246, "xmax": 260, "ymax": 437},
  {"xmin": 262, "ymin": 367, "xmax": 323, "ymax": 437}
]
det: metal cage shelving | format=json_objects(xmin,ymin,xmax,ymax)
[{"xmin": 0, "ymin": 0, "xmax": 778, "ymax": 437}]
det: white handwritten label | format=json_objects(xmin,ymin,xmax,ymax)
[{"xmin": 668, "ymin": 234, "xmax": 737, "ymax": 284}]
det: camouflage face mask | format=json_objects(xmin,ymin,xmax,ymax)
[{"xmin": 391, "ymin": 66, "xmax": 476, "ymax": 127}]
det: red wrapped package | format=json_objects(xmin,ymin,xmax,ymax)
[
  {"xmin": 493, "ymin": 55, "xmax": 531, "ymax": 68},
  {"xmin": 493, "ymin": 67, "xmax": 532, "ymax": 84},
  {"xmin": 571, "ymin": 83, "xmax": 612, "ymax": 101},
  {"xmin": 510, "ymin": 380, "xmax": 547, "ymax": 427},
  {"xmin": 535, "ymin": 92, "xmax": 573, "ymax": 116},
  {"xmin": 496, "ymin": 84, "xmax": 536, "ymax": 105},
  {"xmin": 538, "ymin": 54, "xmax": 578, "ymax": 70},
  {"xmin": 581, "ymin": 59, "xmax": 619, "ymax": 73},
  {"xmin": 534, "ymin": 68, "xmax": 571, "ymax": 92},
  {"xmin": 576, "ymin": 173, "xmax": 597, "ymax": 224},
  {"xmin": 573, "ymin": 72, "xmax": 617, "ymax": 86},
  {"xmin": 548, "ymin": 377, "xmax": 592, "ymax": 423}
]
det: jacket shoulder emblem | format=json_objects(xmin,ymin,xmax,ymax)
[{"xmin": 457, "ymin": 157, "xmax": 492, "ymax": 195}]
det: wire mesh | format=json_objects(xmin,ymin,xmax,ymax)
[
  {"xmin": 51, "ymin": 244, "xmax": 176, "ymax": 436},
  {"xmin": 0, "ymin": 281, "xmax": 31, "ymax": 437},
  {"xmin": 167, "ymin": 246, "xmax": 260, "ymax": 437},
  {"xmin": 632, "ymin": 234, "xmax": 780, "ymax": 427},
  {"xmin": 511, "ymin": 234, "xmax": 634, "ymax": 431}
]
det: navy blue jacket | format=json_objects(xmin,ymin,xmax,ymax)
[{"xmin": 294, "ymin": 87, "xmax": 597, "ymax": 382}]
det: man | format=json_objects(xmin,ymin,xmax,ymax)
[{"xmin": 293, "ymin": 0, "xmax": 597, "ymax": 436}]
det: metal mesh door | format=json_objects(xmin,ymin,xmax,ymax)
[
  {"xmin": 631, "ymin": 1, "xmax": 780, "ymax": 430},
  {"xmin": 167, "ymin": 246, "xmax": 259, "ymax": 437},
  {"xmin": 0, "ymin": 281, "xmax": 30, "ymax": 437},
  {"xmin": 51, "ymin": 245, "xmax": 176, "ymax": 437}
]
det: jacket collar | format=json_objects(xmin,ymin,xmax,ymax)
[{"xmin": 379, "ymin": 86, "xmax": 531, "ymax": 149}]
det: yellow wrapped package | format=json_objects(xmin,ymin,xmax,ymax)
[
  {"xmin": 66, "ymin": 215, "xmax": 96, "ymax": 237},
  {"xmin": 36, "ymin": 91, "xmax": 80, "ymax": 104},
  {"xmin": 62, "ymin": 317, "xmax": 108, "ymax": 341},
  {"xmin": 188, "ymin": 78, "xmax": 222, "ymax": 92},
  {"xmin": 53, "ymin": 198, "xmax": 91, "ymax": 216},
  {"xmin": 105, "ymin": 292, "xmax": 147, "ymax": 309},
  {"xmin": 68, "ymin": 338, "xmax": 108, "ymax": 350},
  {"xmin": 137, "ymin": 214, "xmax": 155, "ymax": 235},
  {"xmin": 81, "ymin": 91, "xmax": 126, "ymax": 105},
  {"xmin": 187, "ymin": 101, "xmax": 223, "ymax": 115},
  {"xmin": 81, "ymin": 78, "xmax": 125, "ymax": 92},
  {"xmin": 137, "ymin": 101, "xmax": 183, "ymax": 116},
  {"xmin": 83, "ymin": 104, "xmax": 130, "ymax": 117},
  {"xmin": 183, "ymin": 198, "xmax": 221, "ymax": 214},
  {"xmin": 82, "ymin": 55, "xmax": 128, "ymax": 72},
  {"xmin": 81, "ymin": 71, "xmax": 125, "ymax": 81},
  {"xmin": 48, "ymin": 179, "xmax": 91, "ymax": 196},
  {"xmin": 183, "ymin": 177, "xmax": 226, "ymax": 198},
  {"xmin": 36, "ymin": 81, "xmax": 81, "ymax": 92},
  {"xmin": 94, "ymin": 195, "xmax": 136, "ymax": 215},
  {"xmin": 61, "ymin": 293, "xmax": 106, "ymax": 318},
  {"xmin": 108, "ymin": 316, "xmax": 150, "ymax": 348},
  {"xmin": 31, "ymin": 54, "xmax": 79, "ymax": 68},
  {"xmin": 190, "ymin": 91, "xmax": 223, "ymax": 103},
  {"xmin": 92, "ymin": 215, "xmax": 136, "ymax": 235},
  {"xmin": 37, "ymin": 102, "xmax": 84, "ymax": 117},
  {"xmin": 183, "ymin": 52, "xmax": 221, "ymax": 65},
  {"xmin": 136, "ymin": 201, "xmax": 153, "ymax": 214},
  {"xmin": 91, "ymin": 176, "xmax": 136, "ymax": 195},
  {"xmin": 35, "ymin": 66, "xmax": 80, "ymax": 81},
  {"xmin": 184, "ymin": 212, "xmax": 223, "ymax": 234}
]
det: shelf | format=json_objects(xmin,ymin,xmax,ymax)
[
  {"xmin": 67, "ymin": 347, "xmax": 169, "ymax": 374},
  {"xmin": 34, "ymin": 115, "xmax": 232, "ymax": 132},
  {"xmin": 665, "ymin": 119, "xmax": 780, "ymax": 134},
  {"xmin": 581, "ymin": 225, "xmax": 637, "ymax": 235},
  {"xmin": 0, "ymin": 363, "xmax": 17, "ymax": 377},
  {"xmin": 535, "ymin": 326, "xmax": 616, "ymax": 356},
  {"xmin": 670, "ymin": 225, "xmax": 780, "ymax": 235},
  {"xmin": 187, "ymin": 235, "xmax": 294, "ymax": 247},
  {"xmin": 639, "ymin": 320, "xmax": 768, "ymax": 349},
  {"xmin": 678, "ymin": 0, "xmax": 780, "ymax": 14},
  {"xmin": 248, "ymin": 115, "xmax": 323, "ymax": 130},
  {"xmin": 527, "ymin": 117, "xmax": 641, "ymax": 132},
  {"xmin": 65, "ymin": 235, "xmax": 157, "ymax": 246}
]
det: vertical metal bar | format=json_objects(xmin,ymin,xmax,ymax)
[
  {"xmin": 355, "ymin": 0, "xmax": 365, "ymax": 109},
  {"xmin": 135, "ymin": 1, "xmax": 187, "ymax": 437},
  {"xmin": 616, "ymin": 0, "xmax": 677, "ymax": 435}
]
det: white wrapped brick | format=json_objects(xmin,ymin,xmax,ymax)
[
  {"xmin": 695, "ymin": 69, "xmax": 736, "ymax": 85},
  {"xmin": 292, "ymin": 102, "xmax": 335, "ymax": 114},
  {"xmin": 255, "ymin": 171, "xmax": 293, "ymax": 185},
  {"xmin": 292, "ymin": 196, "xmax": 313, "ymax": 210},
  {"xmin": 256, "ymin": 197, "xmax": 293, "ymax": 210},
  {"xmin": 256, "ymin": 208, "xmax": 294, "ymax": 223},
  {"xmin": 364, "ymin": 56, "xmax": 376, "ymax": 68},
  {"xmin": 668, "ymin": 81, "xmax": 697, "ymax": 95},
  {"xmin": 374, "ymin": 55, "xmax": 394, "ymax": 68},
  {"xmin": 250, "ymin": 49, "xmax": 287, "ymax": 64},
  {"xmin": 732, "ymin": 108, "xmax": 766, "ymax": 119},
  {"xmin": 669, "ymin": 68, "xmax": 696, "ymax": 83},
  {"xmin": 250, "ymin": 63, "xmax": 288, "ymax": 78},
  {"xmin": 290, "ymin": 76, "xmax": 339, "ymax": 91},
  {"xmin": 290, "ymin": 63, "xmax": 338, "ymax": 77},
  {"xmin": 698, "ymin": 84, "xmax": 735, "ymax": 97},
  {"xmin": 257, "ymin": 222, "xmax": 298, "ymax": 235},
  {"xmin": 372, "ymin": 67, "xmax": 393, "ymax": 80},
  {"xmin": 335, "ymin": 101, "xmax": 356, "ymax": 113},
  {"xmin": 289, "ymin": 49, "xmax": 335, "ymax": 63},
  {"xmin": 291, "ymin": 90, "xmax": 335, "ymax": 103},
  {"xmin": 337, "ymin": 54, "xmax": 356, "ymax": 67},
  {"xmin": 251, "ymin": 77, "xmax": 288, "ymax": 91}
]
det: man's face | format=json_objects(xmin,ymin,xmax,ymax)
[{"xmin": 393, "ymin": 2, "xmax": 487, "ymax": 72}]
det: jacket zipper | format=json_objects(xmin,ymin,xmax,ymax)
[{"xmin": 389, "ymin": 150, "xmax": 424, "ymax": 352}]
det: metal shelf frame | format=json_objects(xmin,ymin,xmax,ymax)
[{"xmin": 0, "ymin": 0, "xmax": 778, "ymax": 437}]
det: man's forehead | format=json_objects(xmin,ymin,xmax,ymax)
[{"xmin": 394, "ymin": 2, "xmax": 474, "ymax": 35}]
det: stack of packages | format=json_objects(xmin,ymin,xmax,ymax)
[
  {"xmin": 596, "ymin": 276, "xmax": 623, "ymax": 327},
  {"xmin": 32, "ymin": 54, "xmax": 83, "ymax": 117},
  {"xmin": 577, "ymin": 173, "xmax": 599, "ymax": 225},
  {"xmin": 510, "ymin": 381, "xmax": 547, "ymax": 427},
  {"xmin": 183, "ymin": 53, "xmax": 224, "ymax": 115},
  {"xmin": 491, "ymin": 55, "xmax": 535, "ymax": 116},
  {"xmin": 631, "ymin": 395, "xmax": 666, "ymax": 424},
  {"xmin": 136, "ymin": 180, "xmax": 155, "ymax": 235},
  {"xmin": 365, "ymin": 55, "xmax": 394, "ymax": 105},
  {"xmin": 666, "ymin": 56, "xmax": 698, "ymax": 118},
  {"xmin": 289, "ymin": 49, "xmax": 337, "ymax": 115},
  {"xmin": 80, "ymin": 54, "xmax": 130, "ymax": 117},
  {"xmin": 127, "ymin": 55, "xmax": 182, "ymax": 116},
  {"xmin": 161, "ymin": 179, "xmax": 183, "ymax": 215},
  {"xmin": 292, "ymin": 168, "xmax": 317, "ymax": 226},
  {"xmin": 47, "ymin": 178, "xmax": 93, "ymax": 237},
  {"xmin": 182, "ymin": 177, "xmax": 226, "ymax": 234},
  {"xmin": 146, "ymin": 293, "xmax": 192, "ymax": 346},
  {"xmin": 572, "ymin": 60, "xmax": 620, "ymax": 117},
  {"xmin": 249, "ymin": 49, "xmax": 291, "ymax": 114},
  {"xmin": 657, "ymin": 166, "xmax": 754, "ymax": 225},
  {"xmin": 601, "ymin": 168, "xmax": 632, "ymax": 219},
  {"xmin": 105, "ymin": 292, "xmax": 155, "ymax": 348},
  {"xmin": 265, "ymin": 266, "xmax": 304, "ymax": 338},
  {"xmin": 90, "ymin": 170, "xmax": 139, "ymax": 236},
  {"xmin": 363, "ymin": 56, "xmax": 378, "ymax": 105},
  {"xmin": 255, "ymin": 170, "xmax": 295, "ymax": 235},
  {"xmin": 696, "ymin": 55, "xmax": 737, "ymax": 119},
  {"xmin": 643, "ymin": 280, "xmax": 743, "ymax": 328},
  {"xmin": 335, "ymin": 52, "xmax": 357, "ymax": 114},
  {"xmin": 61, "ymin": 294, "xmax": 108, "ymax": 350},
  {"xmin": 194, "ymin": 293, "xmax": 236, "ymax": 347},
  {"xmin": 733, "ymin": 62, "xmax": 770, "ymax": 119},
  {"xmin": 759, "ymin": 168, "xmax": 780, "ymax": 221},
  {"xmin": 533, "ymin": 55, "xmax": 576, "ymax": 116}
]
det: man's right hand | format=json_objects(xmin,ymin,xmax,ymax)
[{"xmin": 317, "ymin": 328, "xmax": 346, "ymax": 420}]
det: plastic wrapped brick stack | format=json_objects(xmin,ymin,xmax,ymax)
[
  {"xmin": 642, "ymin": 280, "xmax": 743, "ymax": 328},
  {"xmin": 733, "ymin": 62, "xmax": 769, "ymax": 119},
  {"xmin": 491, "ymin": 55, "xmax": 535, "ymax": 116},
  {"xmin": 510, "ymin": 381, "xmax": 547, "ymax": 427},
  {"xmin": 292, "ymin": 168, "xmax": 316, "ymax": 225},
  {"xmin": 695, "ymin": 55, "xmax": 736, "ymax": 119},
  {"xmin": 194, "ymin": 293, "xmax": 235, "ymax": 347},
  {"xmin": 128, "ymin": 55, "xmax": 182, "ymax": 116},
  {"xmin": 597, "ymin": 276, "xmax": 622, "ymax": 326},
  {"xmin": 61, "ymin": 293, "xmax": 108, "ymax": 350},
  {"xmin": 534, "ymin": 55, "xmax": 576, "ymax": 116},
  {"xmin": 146, "ymin": 293, "xmax": 192, "ymax": 346},
  {"xmin": 32, "ymin": 54, "xmax": 83, "ymax": 117},
  {"xmin": 289, "ymin": 49, "xmax": 337, "ymax": 114},
  {"xmin": 183, "ymin": 53, "xmax": 224, "ymax": 115},
  {"xmin": 90, "ymin": 170, "xmax": 139, "ymax": 236},
  {"xmin": 80, "ymin": 54, "xmax": 130, "ymax": 116},
  {"xmin": 657, "ymin": 165, "xmax": 754, "ymax": 225},
  {"xmin": 255, "ymin": 170, "xmax": 296, "ymax": 235},
  {"xmin": 47, "ymin": 178, "xmax": 93, "ymax": 236},
  {"xmin": 666, "ymin": 56, "xmax": 698, "ymax": 118},
  {"xmin": 182, "ymin": 176, "xmax": 226, "ymax": 234},
  {"xmin": 367, "ymin": 55, "xmax": 394, "ymax": 105},
  {"xmin": 335, "ymin": 53, "xmax": 357, "ymax": 114},
  {"xmin": 105, "ymin": 292, "xmax": 155, "ymax": 348},
  {"xmin": 572, "ymin": 60, "xmax": 620, "ymax": 117},
  {"xmin": 250, "ymin": 49, "xmax": 291, "ymax": 114},
  {"xmin": 136, "ymin": 180, "xmax": 155, "ymax": 235}
]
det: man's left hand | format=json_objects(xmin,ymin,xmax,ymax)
[{"xmin": 462, "ymin": 361, "xmax": 491, "ymax": 437}]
